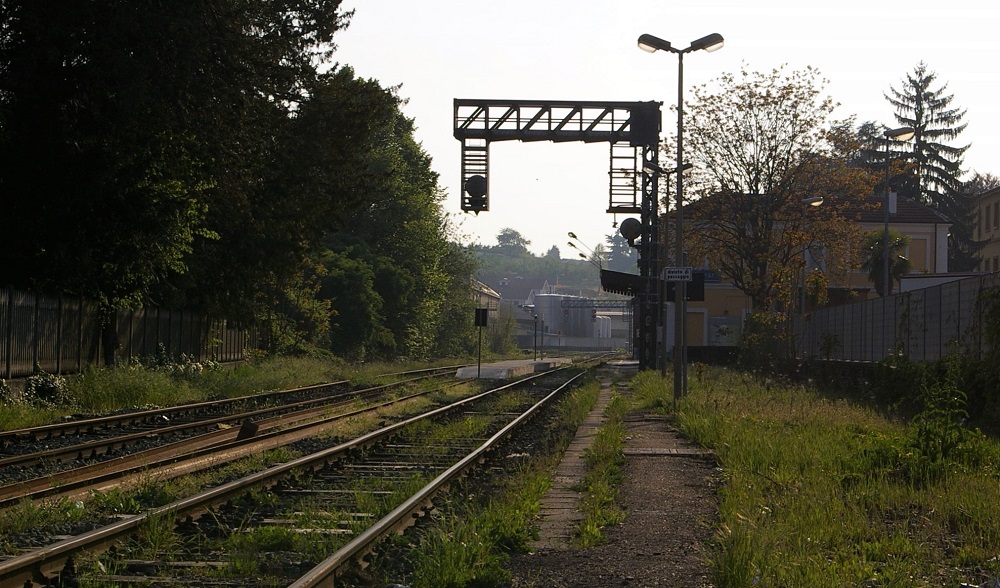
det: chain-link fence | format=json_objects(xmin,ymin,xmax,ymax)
[{"xmin": 794, "ymin": 274, "xmax": 999, "ymax": 362}]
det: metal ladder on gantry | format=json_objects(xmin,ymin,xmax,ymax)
[{"xmin": 453, "ymin": 99, "xmax": 661, "ymax": 369}]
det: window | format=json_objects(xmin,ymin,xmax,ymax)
[
  {"xmin": 988, "ymin": 204, "xmax": 993, "ymax": 232},
  {"xmin": 994, "ymin": 257, "xmax": 999, "ymax": 273},
  {"xmin": 995, "ymin": 201, "xmax": 999, "ymax": 229}
]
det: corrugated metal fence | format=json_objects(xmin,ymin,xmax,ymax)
[
  {"xmin": 1, "ymin": 287, "xmax": 257, "ymax": 379},
  {"xmin": 794, "ymin": 274, "xmax": 999, "ymax": 362}
]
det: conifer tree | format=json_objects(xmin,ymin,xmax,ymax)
[{"xmin": 885, "ymin": 62, "xmax": 978, "ymax": 270}]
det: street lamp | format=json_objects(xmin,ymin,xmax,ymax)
[
  {"xmin": 533, "ymin": 314, "xmax": 539, "ymax": 360},
  {"xmin": 799, "ymin": 196, "xmax": 824, "ymax": 314},
  {"xmin": 567, "ymin": 232, "xmax": 603, "ymax": 270},
  {"xmin": 638, "ymin": 32, "xmax": 723, "ymax": 401},
  {"xmin": 643, "ymin": 162, "xmax": 693, "ymax": 377},
  {"xmin": 882, "ymin": 126, "xmax": 915, "ymax": 297},
  {"xmin": 540, "ymin": 317, "xmax": 545, "ymax": 360}
]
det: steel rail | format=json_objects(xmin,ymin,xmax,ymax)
[
  {"xmin": 0, "ymin": 368, "xmax": 458, "ymax": 468},
  {"xmin": 0, "ymin": 381, "xmax": 467, "ymax": 509},
  {"xmin": 0, "ymin": 365, "xmax": 463, "ymax": 448},
  {"xmin": 289, "ymin": 370, "xmax": 587, "ymax": 588},
  {"xmin": 0, "ymin": 380, "xmax": 348, "ymax": 447},
  {"xmin": 0, "ymin": 368, "xmax": 562, "ymax": 588}
]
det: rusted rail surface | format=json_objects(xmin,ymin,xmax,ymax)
[
  {"xmin": 0, "ymin": 365, "xmax": 462, "ymax": 468},
  {"xmin": 291, "ymin": 370, "xmax": 587, "ymax": 588},
  {"xmin": 0, "ymin": 372, "xmax": 465, "ymax": 508},
  {"xmin": 0, "ymin": 365, "xmax": 585, "ymax": 588}
]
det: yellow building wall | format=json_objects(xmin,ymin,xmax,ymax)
[
  {"xmin": 976, "ymin": 189, "xmax": 1000, "ymax": 272},
  {"xmin": 685, "ymin": 284, "xmax": 750, "ymax": 346},
  {"xmin": 681, "ymin": 215, "xmax": 950, "ymax": 346},
  {"xmin": 909, "ymin": 237, "xmax": 928, "ymax": 272},
  {"xmin": 686, "ymin": 310, "xmax": 706, "ymax": 346}
]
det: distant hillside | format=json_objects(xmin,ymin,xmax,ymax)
[
  {"xmin": 470, "ymin": 227, "xmax": 638, "ymax": 300},
  {"xmin": 473, "ymin": 247, "xmax": 602, "ymax": 298}
]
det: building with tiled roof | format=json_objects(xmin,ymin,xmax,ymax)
[
  {"xmin": 842, "ymin": 193, "xmax": 951, "ymax": 286},
  {"xmin": 663, "ymin": 192, "xmax": 952, "ymax": 350}
]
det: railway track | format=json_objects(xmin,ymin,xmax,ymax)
[
  {"xmin": 0, "ymin": 367, "xmax": 466, "ymax": 509},
  {"xmin": 0, "ymin": 364, "xmax": 591, "ymax": 587}
]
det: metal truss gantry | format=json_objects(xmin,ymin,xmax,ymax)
[{"xmin": 453, "ymin": 99, "xmax": 661, "ymax": 369}]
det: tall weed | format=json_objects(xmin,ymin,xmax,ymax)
[{"xmin": 678, "ymin": 364, "xmax": 1000, "ymax": 587}]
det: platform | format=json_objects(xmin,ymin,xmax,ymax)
[{"xmin": 455, "ymin": 357, "xmax": 572, "ymax": 380}]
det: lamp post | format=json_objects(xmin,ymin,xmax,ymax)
[
  {"xmin": 799, "ymin": 196, "xmax": 824, "ymax": 314},
  {"xmin": 638, "ymin": 32, "xmax": 723, "ymax": 400},
  {"xmin": 567, "ymin": 232, "xmax": 603, "ymax": 270},
  {"xmin": 533, "ymin": 314, "xmax": 539, "ymax": 360},
  {"xmin": 540, "ymin": 317, "xmax": 545, "ymax": 360},
  {"xmin": 881, "ymin": 127, "xmax": 915, "ymax": 297},
  {"xmin": 642, "ymin": 162, "xmax": 693, "ymax": 377}
]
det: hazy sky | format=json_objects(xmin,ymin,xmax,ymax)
[{"xmin": 333, "ymin": 1, "xmax": 1000, "ymax": 258}]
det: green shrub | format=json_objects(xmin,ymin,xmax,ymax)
[
  {"xmin": 870, "ymin": 352, "xmax": 927, "ymax": 412},
  {"xmin": 0, "ymin": 379, "xmax": 22, "ymax": 405},
  {"xmin": 738, "ymin": 311, "xmax": 795, "ymax": 378},
  {"xmin": 24, "ymin": 367, "xmax": 72, "ymax": 407}
]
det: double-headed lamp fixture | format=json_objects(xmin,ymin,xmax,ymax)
[{"xmin": 637, "ymin": 33, "xmax": 724, "ymax": 55}]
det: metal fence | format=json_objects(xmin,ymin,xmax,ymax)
[
  {"xmin": 1, "ymin": 287, "xmax": 257, "ymax": 379},
  {"xmin": 794, "ymin": 274, "xmax": 998, "ymax": 362}
]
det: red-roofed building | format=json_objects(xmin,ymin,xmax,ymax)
[{"xmin": 844, "ymin": 193, "xmax": 951, "ymax": 278}]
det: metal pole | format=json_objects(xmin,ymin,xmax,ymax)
[
  {"xmin": 533, "ymin": 315, "xmax": 538, "ymax": 360},
  {"xmin": 660, "ymin": 203, "xmax": 669, "ymax": 378},
  {"xmin": 674, "ymin": 52, "xmax": 686, "ymax": 401},
  {"xmin": 883, "ymin": 136, "xmax": 891, "ymax": 297}
]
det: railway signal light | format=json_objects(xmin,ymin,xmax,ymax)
[{"xmin": 463, "ymin": 174, "xmax": 488, "ymax": 214}]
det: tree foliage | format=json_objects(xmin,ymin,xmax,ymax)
[
  {"xmin": 884, "ymin": 62, "xmax": 976, "ymax": 271},
  {"xmin": 318, "ymin": 109, "xmax": 477, "ymax": 360},
  {"xmin": 0, "ymin": 1, "xmax": 479, "ymax": 361},
  {"xmin": 680, "ymin": 66, "xmax": 875, "ymax": 310},
  {"xmin": 605, "ymin": 232, "xmax": 638, "ymax": 273},
  {"xmin": 496, "ymin": 228, "xmax": 532, "ymax": 256},
  {"xmin": 0, "ymin": 0, "xmax": 361, "ymax": 310},
  {"xmin": 961, "ymin": 172, "xmax": 1000, "ymax": 198},
  {"xmin": 860, "ymin": 229, "xmax": 912, "ymax": 297}
]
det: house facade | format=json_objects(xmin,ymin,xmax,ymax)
[
  {"xmin": 675, "ymin": 194, "xmax": 951, "ymax": 348},
  {"xmin": 843, "ymin": 193, "xmax": 951, "ymax": 289},
  {"xmin": 975, "ymin": 186, "xmax": 1000, "ymax": 273}
]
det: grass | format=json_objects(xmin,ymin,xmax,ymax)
[
  {"xmin": 0, "ymin": 497, "xmax": 89, "ymax": 554},
  {"xmin": 0, "ymin": 355, "xmax": 474, "ymax": 432},
  {"xmin": 381, "ymin": 379, "xmax": 603, "ymax": 587},
  {"xmin": 0, "ymin": 403, "xmax": 62, "ymax": 431},
  {"xmin": 406, "ymin": 464, "xmax": 558, "ymax": 588},
  {"xmin": 575, "ymin": 391, "xmax": 628, "ymax": 547},
  {"xmin": 645, "ymin": 365, "xmax": 1000, "ymax": 588}
]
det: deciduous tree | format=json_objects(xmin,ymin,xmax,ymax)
[
  {"xmin": 680, "ymin": 66, "xmax": 874, "ymax": 310},
  {"xmin": 496, "ymin": 228, "xmax": 532, "ymax": 256},
  {"xmin": 0, "ymin": 0, "xmax": 360, "ymax": 314}
]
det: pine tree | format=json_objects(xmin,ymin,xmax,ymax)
[{"xmin": 885, "ymin": 62, "xmax": 978, "ymax": 271}]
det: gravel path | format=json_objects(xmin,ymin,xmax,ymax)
[{"xmin": 507, "ymin": 403, "xmax": 719, "ymax": 588}]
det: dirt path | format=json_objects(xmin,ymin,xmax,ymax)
[{"xmin": 507, "ymin": 383, "xmax": 719, "ymax": 588}]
